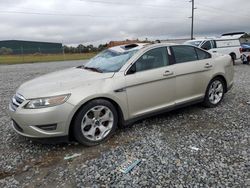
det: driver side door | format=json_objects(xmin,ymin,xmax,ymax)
[{"xmin": 125, "ymin": 47, "xmax": 176, "ymax": 118}]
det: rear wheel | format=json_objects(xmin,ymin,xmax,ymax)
[
  {"xmin": 73, "ymin": 99, "xmax": 118, "ymax": 146},
  {"xmin": 203, "ymin": 78, "xmax": 225, "ymax": 108}
]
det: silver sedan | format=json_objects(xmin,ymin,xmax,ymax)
[{"xmin": 9, "ymin": 43, "xmax": 234, "ymax": 146}]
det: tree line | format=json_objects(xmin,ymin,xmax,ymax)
[
  {"xmin": 0, "ymin": 44, "xmax": 108, "ymax": 55},
  {"xmin": 63, "ymin": 44, "xmax": 108, "ymax": 53},
  {"xmin": 0, "ymin": 47, "xmax": 13, "ymax": 55}
]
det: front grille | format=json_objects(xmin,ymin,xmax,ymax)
[{"xmin": 11, "ymin": 93, "xmax": 25, "ymax": 111}]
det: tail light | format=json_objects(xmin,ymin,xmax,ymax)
[{"xmin": 239, "ymin": 48, "xmax": 243, "ymax": 53}]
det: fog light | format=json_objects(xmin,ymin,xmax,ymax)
[{"xmin": 36, "ymin": 124, "xmax": 57, "ymax": 131}]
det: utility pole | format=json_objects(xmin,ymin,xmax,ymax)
[{"xmin": 190, "ymin": 0, "xmax": 195, "ymax": 40}]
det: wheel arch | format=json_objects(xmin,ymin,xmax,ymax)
[{"xmin": 68, "ymin": 97, "xmax": 125, "ymax": 140}]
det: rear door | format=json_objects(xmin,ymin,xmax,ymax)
[{"xmin": 171, "ymin": 45, "xmax": 213, "ymax": 105}]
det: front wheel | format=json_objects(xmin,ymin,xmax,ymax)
[
  {"xmin": 73, "ymin": 99, "xmax": 118, "ymax": 146},
  {"xmin": 203, "ymin": 78, "xmax": 225, "ymax": 108}
]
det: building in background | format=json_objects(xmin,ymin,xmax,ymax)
[{"xmin": 0, "ymin": 40, "xmax": 62, "ymax": 55}]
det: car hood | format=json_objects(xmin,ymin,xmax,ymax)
[{"xmin": 17, "ymin": 67, "xmax": 115, "ymax": 99}]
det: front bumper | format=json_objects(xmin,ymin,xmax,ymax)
[{"xmin": 9, "ymin": 102, "xmax": 74, "ymax": 138}]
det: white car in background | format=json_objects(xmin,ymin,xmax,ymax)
[{"xmin": 185, "ymin": 38, "xmax": 241, "ymax": 64}]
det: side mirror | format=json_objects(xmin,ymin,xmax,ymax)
[{"xmin": 127, "ymin": 64, "xmax": 136, "ymax": 75}]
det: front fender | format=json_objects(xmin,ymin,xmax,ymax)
[{"xmin": 64, "ymin": 82, "xmax": 128, "ymax": 134}]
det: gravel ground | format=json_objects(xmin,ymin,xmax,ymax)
[{"xmin": 0, "ymin": 60, "xmax": 249, "ymax": 187}]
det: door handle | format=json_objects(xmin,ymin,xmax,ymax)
[
  {"xmin": 212, "ymin": 51, "xmax": 217, "ymax": 53},
  {"xmin": 204, "ymin": 63, "xmax": 213, "ymax": 68},
  {"xmin": 163, "ymin": 70, "xmax": 174, "ymax": 76}
]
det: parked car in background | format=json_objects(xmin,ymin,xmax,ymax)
[
  {"xmin": 185, "ymin": 38, "xmax": 241, "ymax": 64},
  {"xmin": 9, "ymin": 43, "xmax": 234, "ymax": 146},
  {"xmin": 240, "ymin": 43, "xmax": 250, "ymax": 64}
]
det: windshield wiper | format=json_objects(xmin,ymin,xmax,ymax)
[{"xmin": 83, "ymin": 66, "xmax": 103, "ymax": 73}]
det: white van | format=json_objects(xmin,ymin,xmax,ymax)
[{"xmin": 185, "ymin": 38, "xmax": 241, "ymax": 64}]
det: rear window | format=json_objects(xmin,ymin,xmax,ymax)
[
  {"xmin": 195, "ymin": 48, "xmax": 211, "ymax": 60},
  {"xmin": 172, "ymin": 46, "xmax": 198, "ymax": 63}
]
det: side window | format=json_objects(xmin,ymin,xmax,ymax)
[
  {"xmin": 201, "ymin": 41, "xmax": 212, "ymax": 50},
  {"xmin": 211, "ymin": 40, "xmax": 217, "ymax": 48},
  {"xmin": 195, "ymin": 48, "xmax": 212, "ymax": 60},
  {"xmin": 134, "ymin": 47, "xmax": 168, "ymax": 72},
  {"xmin": 172, "ymin": 46, "xmax": 198, "ymax": 63}
]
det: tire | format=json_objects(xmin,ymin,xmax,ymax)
[
  {"xmin": 203, "ymin": 78, "xmax": 226, "ymax": 108},
  {"xmin": 73, "ymin": 99, "xmax": 118, "ymax": 146},
  {"xmin": 230, "ymin": 53, "xmax": 236, "ymax": 65}
]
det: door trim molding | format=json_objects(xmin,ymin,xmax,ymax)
[
  {"xmin": 122, "ymin": 97, "xmax": 204, "ymax": 126},
  {"xmin": 114, "ymin": 75, "xmax": 174, "ymax": 92}
]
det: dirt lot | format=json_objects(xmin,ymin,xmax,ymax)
[{"xmin": 0, "ymin": 60, "xmax": 249, "ymax": 187}]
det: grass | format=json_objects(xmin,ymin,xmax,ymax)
[{"xmin": 0, "ymin": 53, "xmax": 97, "ymax": 65}]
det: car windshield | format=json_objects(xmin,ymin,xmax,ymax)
[
  {"xmin": 84, "ymin": 49, "xmax": 138, "ymax": 73},
  {"xmin": 186, "ymin": 40, "xmax": 203, "ymax": 47}
]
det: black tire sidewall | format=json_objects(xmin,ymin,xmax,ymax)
[
  {"xmin": 73, "ymin": 99, "xmax": 118, "ymax": 146},
  {"xmin": 203, "ymin": 78, "xmax": 225, "ymax": 108}
]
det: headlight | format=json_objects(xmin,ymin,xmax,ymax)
[{"xmin": 24, "ymin": 94, "xmax": 70, "ymax": 109}]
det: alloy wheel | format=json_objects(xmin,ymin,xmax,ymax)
[
  {"xmin": 81, "ymin": 105, "xmax": 114, "ymax": 141},
  {"xmin": 208, "ymin": 80, "xmax": 224, "ymax": 105}
]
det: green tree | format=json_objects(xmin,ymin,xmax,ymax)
[
  {"xmin": 0, "ymin": 47, "xmax": 13, "ymax": 55},
  {"xmin": 98, "ymin": 44, "xmax": 108, "ymax": 51}
]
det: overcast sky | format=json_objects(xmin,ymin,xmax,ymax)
[{"xmin": 0, "ymin": 0, "xmax": 249, "ymax": 46}]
